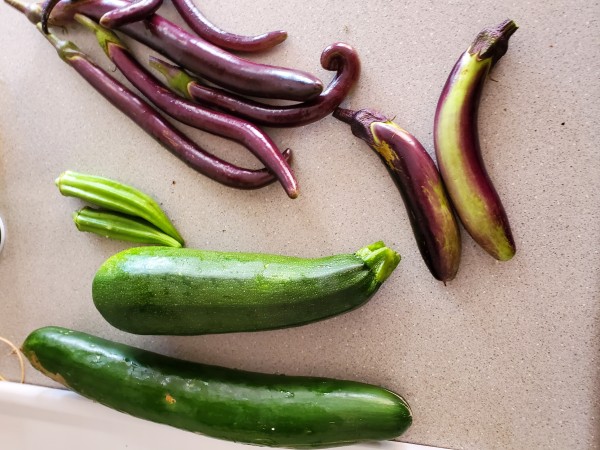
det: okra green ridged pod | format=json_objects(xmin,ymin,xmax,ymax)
[
  {"xmin": 92, "ymin": 241, "xmax": 400, "ymax": 335},
  {"xmin": 73, "ymin": 207, "xmax": 182, "ymax": 247},
  {"xmin": 23, "ymin": 326, "xmax": 412, "ymax": 448},
  {"xmin": 434, "ymin": 20, "xmax": 517, "ymax": 261},
  {"xmin": 56, "ymin": 171, "xmax": 184, "ymax": 245}
]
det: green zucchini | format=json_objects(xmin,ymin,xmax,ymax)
[
  {"xmin": 92, "ymin": 241, "xmax": 400, "ymax": 335},
  {"xmin": 23, "ymin": 327, "xmax": 412, "ymax": 448}
]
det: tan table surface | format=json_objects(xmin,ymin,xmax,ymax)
[{"xmin": 1, "ymin": 1, "xmax": 598, "ymax": 449}]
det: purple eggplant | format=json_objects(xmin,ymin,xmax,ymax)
[
  {"xmin": 434, "ymin": 20, "xmax": 517, "ymax": 261},
  {"xmin": 150, "ymin": 42, "xmax": 361, "ymax": 128},
  {"xmin": 36, "ymin": 0, "xmax": 322, "ymax": 101},
  {"xmin": 334, "ymin": 108, "xmax": 461, "ymax": 282},
  {"xmin": 5, "ymin": 0, "xmax": 289, "ymax": 190},
  {"xmin": 90, "ymin": 0, "xmax": 287, "ymax": 50},
  {"xmin": 77, "ymin": 14, "xmax": 299, "ymax": 199},
  {"xmin": 98, "ymin": 0, "xmax": 161, "ymax": 28},
  {"xmin": 171, "ymin": 0, "xmax": 287, "ymax": 53}
]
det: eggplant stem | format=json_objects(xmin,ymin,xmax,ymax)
[
  {"xmin": 40, "ymin": 0, "xmax": 61, "ymax": 32},
  {"xmin": 4, "ymin": 0, "xmax": 42, "ymax": 23},
  {"xmin": 469, "ymin": 19, "xmax": 518, "ymax": 65},
  {"xmin": 332, "ymin": 107, "xmax": 356, "ymax": 124},
  {"xmin": 4, "ymin": 0, "xmax": 26, "ymax": 13}
]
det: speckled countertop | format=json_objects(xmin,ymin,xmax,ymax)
[{"xmin": 0, "ymin": 1, "xmax": 598, "ymax": 449}]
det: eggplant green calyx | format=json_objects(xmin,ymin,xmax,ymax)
[
  {"xmin": 469, "ymin": 19, "xmax": 518, "ymax": 65},
  {"xmin": 355, "ymin": 241, "xmax": 400, "ymax": 284},
  {"xmin": 333, "ymin": 108, "xmax": 387, "ymax": 146},
  {"xmin": 148, "ymin": 57, "xmax": 195, "ymax": 100},
  {"xmin": 74, "ymin": 13, "xmax": 125, "ymax": 54},
  {"xmin": 35, "ymin": 23, "xmax": 85, "ymax": 62}
]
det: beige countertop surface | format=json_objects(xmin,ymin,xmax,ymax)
[{"xmin": 1, "ymin": 1, "xmax": 599, "ymax": 449}]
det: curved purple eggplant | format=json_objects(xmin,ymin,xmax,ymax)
[
  {"xmin": 98, "ymin": 0, "xmax": 161, "ymax": 28},
  {"xmin": 150, "ymin": 42, "xmax": 360, "ymax": 128},
  {"xmin": 171, "ymin": 0, "xmax": 287, "ymax": 53},
  {"xmin": 334, "ymin": 108, "xmax": 461, "ymax": 282},
  {"xmin": 37, "ymin": 0, "xmax": 323, "ymax": 101},
  {"xmin": 4, "ymin": 0, "xmax": 290, "ymax": 190},
  {"xmin": 434, "ymin": 20, "xmax": 517, "ymax": 261},
  {"xmin": 77, "ymin": 15, "xmax": 298, "ymax": 199}
]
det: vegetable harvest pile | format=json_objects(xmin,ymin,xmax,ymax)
[{"xmin": 4, "ymin": 0, "xmax": 520, "ymax": 447}]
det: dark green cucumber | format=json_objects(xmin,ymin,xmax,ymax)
[
  {"xmin": 92, "ymin": 241, "xmax": 400, "ymax": 335},
  {"xmin": 23, "ymin": 327, "xmax": 412, "ymax": 448}
]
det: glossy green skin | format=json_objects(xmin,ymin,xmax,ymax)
[
  {"xmin": 92, "ymin": 245, "xmax": 398, "ymax": 335},
  {"xmin": 23, "ymin": 327, "xmax": 412, "ymax": 448}
]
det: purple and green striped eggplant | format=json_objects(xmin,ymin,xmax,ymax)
[
  {"xmin": 434, "ymin": 19, "xmax": 517, "ymax": 261},
  {"xmin": 334, "ymin": 108, "xmax": 461, "ymax": 282}
]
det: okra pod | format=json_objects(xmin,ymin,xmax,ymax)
[
  {"xmin": 334, "ymin": 108, "xmax": 461, "ymax": 282},
  {"xmin": 150, "ymin": 42, "xmax": 361, "ymax": 128},
  {"xmin": 56, "ymin": 171, "xmax": 184, "ymax": 245},
  {"xmin": 434, "ymin": 20, "xmax": 517, "ymax": 261},
  {"xmin": 171, "ymin": 0, "xmax": 287, "ymax": 53},
  {"xmin": 37, "ymin": 0, "xmax": 323, "ymax": 101},
  {"xmin": 73, "ymin": 207, "xmax": 182, "ymax": 247},
  {"xmin": 77, "ymin": 15, "xmax": 298, "ymax": 199}
]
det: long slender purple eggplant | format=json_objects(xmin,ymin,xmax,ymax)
[
  {"xmin": 171, "ymin": 0, "xmax": 287, "ymax": 53},
  {"xmin": 434, "ymin": 20, "xmax": 517, "ymax": 261},
  {"xmin": 5, "ymin": 0, "xmax": 289, "ymax": 190},
  {"xmin": 77, "ymin": 14, "xmax": 298, "ymax": 199},
  {"xmin": 150, "ymin": 42, "xmax": 360, "ymax": 128},
  {"xmin": 36, "ymin": 0, "xmax": 322, "ymax": 101},
  {"xmin": 98, "ymin": 0, "xmax": 160, "ymax": 28},
  {"xmin": 334, "ymin": 108, "xmax": 461, "ymax": 282}
]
